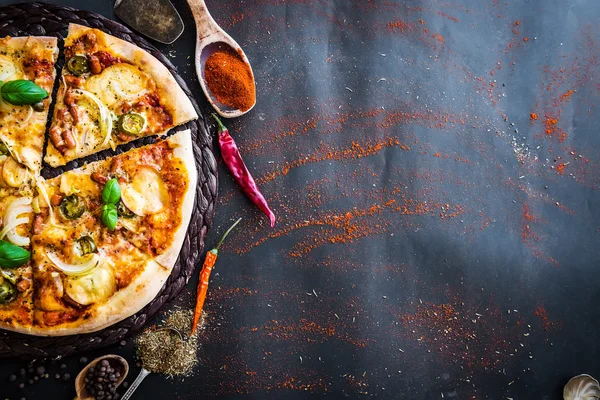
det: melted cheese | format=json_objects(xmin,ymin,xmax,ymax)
[
  {"xmin": 37, "ymin": 272, "xmax": 65, "ymax": 311},
  {"xmin": 2, "ymin": 156, "xmax": 29, "ymax": 188},
  {"xmin": 59, "ymin": 170, "xmax": 96, "ymax": 197},
  {"xmin": 65, "ymin": 262, "xmax": 116, "ymax": 306},
  {"xmin": 0, "ymin": 54, "xmax": 21, "ymax": 81},
  {"xmin": 121, "ymin": 166, "xmax": 168, "ymax": 216},
  {"xmin": 85, "ymin": 63, "xmax": 149, "ymax": 107}
]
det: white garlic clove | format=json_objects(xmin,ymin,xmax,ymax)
[{"xmin": 564, "ymin": 374, "xmax": 600, "ymax": 400}]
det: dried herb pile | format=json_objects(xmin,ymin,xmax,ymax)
[{"xmin": 135, "ymin": 309, "xmax": 204, "ymax": 377}]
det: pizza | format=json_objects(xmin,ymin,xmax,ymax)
[
  {"xmin": 0, "ymin": 36, "xmax": 58, "ymax": 332},
  {"xmin": 0, "ymin": 25, "xmax": 200, "ymax": 337},
  {"xmin": 0, "ymin": 36, "xmax": 58, "ymax": 176},
  {"xmin": 29, "ymin": 131, "xmax": 196, "ymax": 335},
  {"xmin": 45, "ymin": 24, "xmax": 197, "ymax": 167}
]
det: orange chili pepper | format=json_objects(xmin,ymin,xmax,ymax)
[{"xmin": 191, "ymin": 218, "xmax": 242, "ymax": 334}]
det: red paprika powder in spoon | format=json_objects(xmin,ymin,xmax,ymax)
[{"xmin": 204, "ymin": 48, "xmax": 256, "ymax": 112}]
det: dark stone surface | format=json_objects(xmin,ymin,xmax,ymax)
[{"xmin": 1, "ymin": 0, "xmax": 600, "ymax": 399}]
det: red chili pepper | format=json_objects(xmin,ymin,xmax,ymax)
[{"xmin": 212, "ymin": 114, "xmax": 276, "ymax": 227}]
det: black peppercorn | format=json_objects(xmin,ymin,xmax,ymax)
[
  {"xmin": 63, "ymin": 373, "xmax": 71, "ymax": 381},
  {"xmin": 9, "ymin": 373, "xmax": 17, "ymax": 382}
]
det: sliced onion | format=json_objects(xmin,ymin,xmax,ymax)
[
  {"xmin": 0, "ymin": 197, "xmax": 32, "ymax": 247},
  {"xmin": 1, "ymin": 217, "xmax": 29, "ymax": 246},
  {"xmin": 72, "ymin": 124, "xmax": 80, "ymax": 156},
  {"xmin": 0, "ymin": 55, "xmax": 18, "ymax": 82},
  {"xmin": 74, "ymin": 89, "xmax": 113, "ymax": 147},
  {"xmin": 46, "ymin": 251, "xmax": 100, "ymax": 276},
  {"xmin": 109, "ymin": 80, "xmax": 145, "ymax": 101},
  {"xmin": 118, "ymin": 217, "xmax": 139, "ymax": 233},
  {"xmin": 21, "ymin": 106, "xmax": 33, "ymax": 124},
  {"xmin": 31, "ymin": 196, "xmax": 41, "ymax": 214},
  {"xmin": 36, "ymin": 178, "xmax": 55, "ymax": 223}
]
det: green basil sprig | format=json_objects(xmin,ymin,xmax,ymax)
[
  {"xmin": 102, "ymin": 178, "xmax": 121, "ymax": 205},
  {"xmin": 101, "ymin": 179, "xmax": 121, "ymax": 231},
  {"xmin": 101, "ymin": 204, "xmax": 118, "ymax": 231},
  {"xmin": 0, "ymin": 240, "xmax": 31, "ymax": 269},
  {"xmin": 0, "ymin": 80, "xmax": 48, "ymax": 106}
]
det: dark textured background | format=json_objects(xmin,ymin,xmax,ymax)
[{"xmin": 2, "ymin": 0, "xmax": 600, "ymax": 399}]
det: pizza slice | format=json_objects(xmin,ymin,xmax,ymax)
[
  {"xmin": 0, "ymin": 36, "xmax": 58, "ymax": 175},
  {"xmin": 31, "ymin": 218, "xmax": 165, "ymax": 335},
  {"xmin": 45, "ymin": 24, "xmax": 198, "ymax": 167},
  {"xmin": 0, "ymin": 194, "xmax": 35, "ymax": 333},
  {"xmin": 21, "ymin": 131, "xmax": 196, "ymax": 335}
]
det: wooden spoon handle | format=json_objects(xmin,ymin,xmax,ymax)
[
  {"xmin": 121, "ymin": 368, "xmax": 151, "ymax": 400},
  {"xmin": 186, "ymin": 0, "xmax": 220, "ymax": 39}
]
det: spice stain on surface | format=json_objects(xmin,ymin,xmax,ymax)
[{"xmin": 190, "ymin": 0, "xmax": 599, "ymax": 398}]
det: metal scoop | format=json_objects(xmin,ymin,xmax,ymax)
[
  {"xmin": 114, "ymin": 0, "xmax": 184, "ymax": 44},
  {"xmin": 120, "ymin": 327, "xmax": 183, "ymax": 400}
]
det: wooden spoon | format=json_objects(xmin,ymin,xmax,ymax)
[
  {"xmin": 74, "ymin": 355, "xmax": 129, "ymax": 400},
  {"xmin": 186, "ymin": 0, "xmax": 256, "ymax": 118}
]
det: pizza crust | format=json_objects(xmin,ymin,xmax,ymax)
[
  {"xmin": 153, "ymin": 130, "xmax": 198, "ymax": 268},
  {"xmin": 5, "ymin": 258, "xmax": 169, "ymax": 336},
  {"xmin": 67, "ymin": 24, "xmax": 198, "ymax": 127}
]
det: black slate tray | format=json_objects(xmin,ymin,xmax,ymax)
[{"xmin": 0, "ymin": 2, "xmax": 218, "ymax": 358}]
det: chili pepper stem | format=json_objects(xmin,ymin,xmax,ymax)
[
  {"xmin": 215, "ymin": 218, "xmax": 242, "ymax": 252},
  {"xmin": 212, "ymin": 113, "xmax": 227, "ymax": 132}
]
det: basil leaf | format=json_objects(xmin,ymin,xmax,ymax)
[
  {"xmin": 1, "ymin": 80, "xmax": 48, "ymax": 106},
  {"xmin": 101, "ymin": 204, "xmax": 118, "ymax": 231},
  {"xmin": 102, "ymin": 178, "xmax": 121, "ymax": 205},
  {"xmin": 0, "ymin": 240, "xmax": 30, "ymax": 269}
]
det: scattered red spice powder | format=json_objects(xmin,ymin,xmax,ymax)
[
  {"xmin": 437, "ymin": 11, "xmax": 459, "ymax": 22},
  {"xmin": 386, "ymin": 20, "xmax": 413, "ymax": 33},
  {"xmin": 183, "ymin": 2, "xmax": 600, "ymax": 398},
  {"xmin": 559, "ymin": 89, "xmax": 575, "ymax": 101},
  {"xmin": 534, "ymin": 306, "xmax": 562, "ymax": 331},
  {"xmin": 432, "ymin": 33, "xmax": 444, "ymax": 43},
  {"xmin": 396, "ymin": 296, "xmax": 531, "ymax": 371},
  {"xmin": 543, "ymin": 115, "xmax": 566, "ymax": 141},
  {"xmin": 257, "ymin": 136, "xmax": 407, "ymax": 184},
  {"xmin": 521, "ymin": 203, "xmax": 542, "ymax": 243},
  {"xmin": 556, "ymin": 163, "xmax": 566, "ymax": 175},
  {"xmin": 530, "ymin": 112, "xmax": 538, "ymax": 120},
  {"xmin": 523, "ymin": 37, "xmax": 528, "ymax": 42}
]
